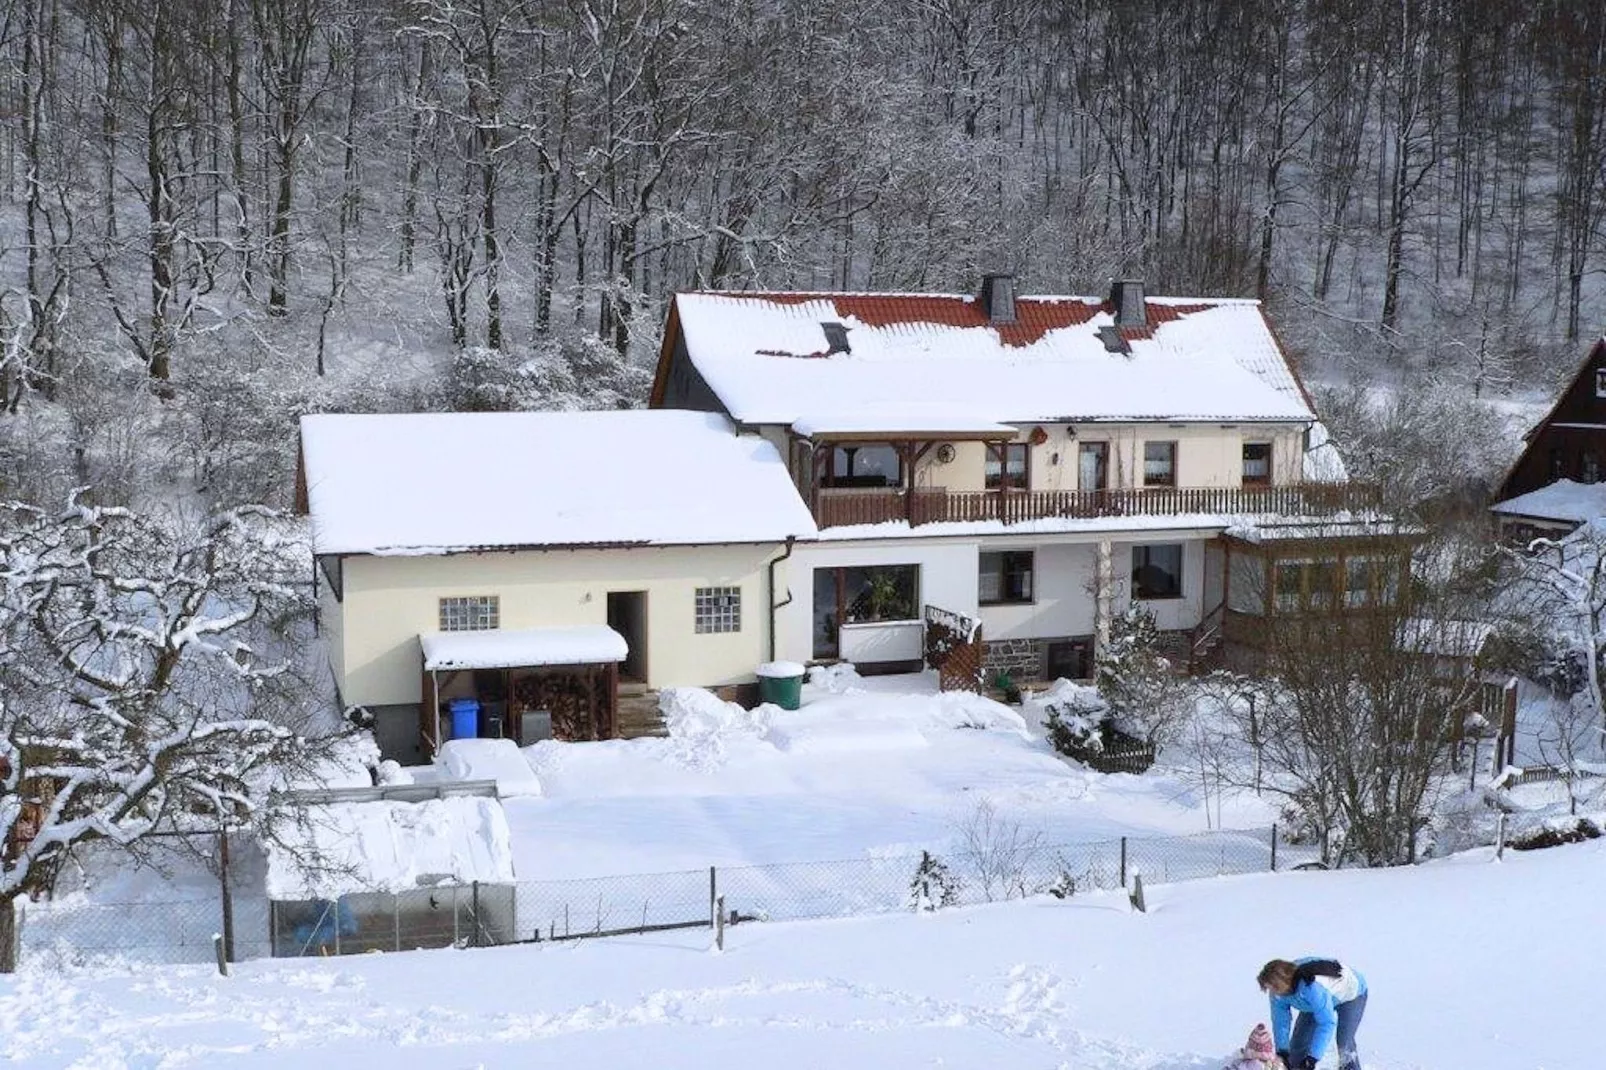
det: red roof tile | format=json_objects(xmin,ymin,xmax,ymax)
[{"xmin": 707, "ymin": 292, "xmax": 1209, "ymax": 348}]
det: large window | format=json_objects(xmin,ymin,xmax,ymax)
[
  {"xmin": 439, "ymin": 595, "xmax": 499, "ymax": 631},
  {"xmin": 1583, "ymin": 451, "xmax": 1601, "ymax": 484},
  {"xmin": 694, "ymin": 586, "xmax": 742, "ymax": 634},
  {"xmin": 979, "ymin": 551, "xmax": 1034, "ymax": 604},
  {"xmin": 1144, "ymin": 441, "xmax": 1177, "ymax": 487},
  {"xmin": 825, "ymin": 445, "xmax": 902, "ymax": 488},
  {"xmin": 1344, "ymin": 557, "xmax": 1400, "ymax": 608},
  {"xmin": 1242, "ymin": 441, "xmax": 1272, "ymax": 485},
  {"xmin": 1275, "ymin": 557, "xmax": 1348, "ymax": 613},
  {"xmin": 1131, "ymin": 544, "xmax": 1183, "ymax": 599},
  {"xmin": 985, "ymin": 442, "xmax": 1030, "ymax": 490},
  {"xmin": 813, "ymin": 565, "xmax": 921, "ymax": 658}
]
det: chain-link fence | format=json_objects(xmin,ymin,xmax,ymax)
[{"xmin": 19, "ymin": 825, "xmax": 1318, "ymax": 965}]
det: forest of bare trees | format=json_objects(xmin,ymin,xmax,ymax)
[{"xmin": 1, "ymin": 0, "xmax": 1604, "ymax": 507}]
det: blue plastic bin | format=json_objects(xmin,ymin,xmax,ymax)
[{"xmin": 447, "ymin": 697, "xmax": 480, "ymax": 740}]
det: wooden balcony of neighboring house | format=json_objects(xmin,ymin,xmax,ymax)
[{"xmin": 812, "ymin": 482, "xmax": 1384, "ymax": 530}]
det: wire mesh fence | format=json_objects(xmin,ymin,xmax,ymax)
[{"xmin": 18, "ymin": 824, "xmax": 1319, "ymax": 966}]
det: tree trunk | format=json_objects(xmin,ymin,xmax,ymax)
[{"xmin": 0, "ymin": 895, "xmax": 17, "ymax": 974}]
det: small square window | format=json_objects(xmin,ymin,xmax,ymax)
[
  {"xmin": 439, "ymin": 595, "xmax": 499, "ymax": 632},
  {"xmin": 1242, "ymin": 442, "xmax": 1272, "ymax": 485},
  {"xmin": 695, "ymin": 586, "xmax": 742, "ymax": 634},
  {"xmin": 1596, "ymin": 368, "xmax": 1606, "ymax": 397},
  {"xmin": 985, "ymin": 442, "xmax": 1030, "ymax": 490},
  {"xmin": 1144, "ymin": 442, "xmax": 1176, "ymax": 487},
  {"xmin": 1132, "ymin": 543, "xmax": 1183, "ymax": 599},
  {"xmin": 979, "ymin": 551, "xmax": 1034, "ymax": 604}
]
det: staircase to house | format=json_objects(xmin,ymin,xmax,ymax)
[
  {"xmin": 616, "ymin": 682, "xmax": 667, "ymax": 739},
  {"xmin": 1187, "ymin": 601, "xmax": 1227, "ymax": 674}
]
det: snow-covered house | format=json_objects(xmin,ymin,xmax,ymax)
[
  {"xmin": 1492, "ymin": 337, "xmax": 1606, "ymax": 540},
  {"xmin": 651, "ymin": 277, "xmax": 1407, "ymax": 680},
  {"xmin": 298, "ymin": 410, "xmax": 816, "ymax": 763}
]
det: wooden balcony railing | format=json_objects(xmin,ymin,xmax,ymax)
[{"xmin": 814, "ymin": 483, "xmax": 1382, "ymax": 529}]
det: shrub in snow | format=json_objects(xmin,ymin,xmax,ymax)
[
  {"xmin": 1028, "ymin": 680, "xmax": 1108, "ymax": 759},
  {"xmin": 1095, "ymin": 606, "xmax": 1187, "ymax": 747},
  {"xmin": 907, "ymin": 850, "xmax": 959, "ymax": 912},
  {"xmin": 807, "ymin": 662, "xmax": 864, "ymax": 694},
  {"xmin": 1508, "ymin": 815, "xmax": 1604, "ymax": 851}
]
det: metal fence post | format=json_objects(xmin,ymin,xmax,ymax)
[
  {"xmin": 1496, "ymin": 813, "xmax": 1507, "ymax": 860},
  {"xmin": 1270, "ymin": 824, "xmax": 1278, "ymax": 872},
  {"xmin": 715, "ymin": 895, "xmax": 726, "ymax": 951},
  {"xmin": 218, "ymin": 822, "xmax": 235, "ymax": 963},
  {"xmin": 1119, "ymin": 837, "xmax": 1128, "ymax": 887},
  {"xmin": 709, "ymin": 866, "xmax": 717, "ymax": 929},
  {"xmin": 394, "ymin": 893, "xmax": 401, "ymax": 953},
  {"xmin": 333, "ymin": 900, "xmax": 341, "ymax": 957},
  {"xmin": 472, "ymin": 881, "xmax": 481, "ymax": 948}
]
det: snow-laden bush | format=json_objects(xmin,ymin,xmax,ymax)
[
  {"xmin": 807, "ymin": 662, "xmax": 864, "ymax": 694},
  {"xmin": 906, "ymin": 850, "xmax": 959, "ymax": 912},
  {"xmin": 1025, "ymin": 679, "xmax": 1108, "ymax": 758},
  {"xmin": 658, "ymin": 687, "xmax": 771, "ymax": 768},
  {"xmin": 1508, "ymin": 814, "xmax": 1605, "ymax": 851}
]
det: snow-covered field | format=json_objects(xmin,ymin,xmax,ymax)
[
  {"xmin": 3, "ymin": 834, "xmax": 1596, "ymax": 1069},
  {"xmin": 497, "ymin": 670, "xmax": 1285, "ymax": 881}
]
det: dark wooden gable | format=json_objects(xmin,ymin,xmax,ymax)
[
  {"xmin": 648, "ymin": 298, "xmax": 732, "ymax": 416},
  {"xmin": 1498, "ymin": 338, "xmax": 1606, "ymax": 501}
]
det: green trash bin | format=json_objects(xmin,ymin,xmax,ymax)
[{"xmin": 755, "ymin": 661, "xmax": 806, "ymax": 710}]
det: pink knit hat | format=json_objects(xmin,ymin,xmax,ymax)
[{"xmin": 1244, "ymin": 1023, "xmax": 1275, "ymax": 1060}]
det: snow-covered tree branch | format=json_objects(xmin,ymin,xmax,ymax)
[{"xmin": 0, "ymin": 494, "xmax": 331, "ymax": 970}]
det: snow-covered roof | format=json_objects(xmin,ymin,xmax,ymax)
[
  {"xmin": 792, "ymin": 411, "xmax": 1017, "ymax": 438},
  {"xmin": 1398, "ymin": 619, "xmax": 1495, "ymax": 659},
  {"xmin": 265, "ymin": 796, "xmax": 515, "ymax": 899},
  {"xmin": 672, "ymin": 292, "xmax": 1316, "ymax": 426},
  {"xmin": 1491, "ymin": 479, "xmax": 1606, "ymax": 524},
  {"xmin": 300, "ymin": 410, "xmax": 817, "ymax": 554},
  {"xmin": 421, "ymin": 626, "xmax": 628, "ymax": 670}
]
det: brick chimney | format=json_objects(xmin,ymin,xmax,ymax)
[
  {"xmin": 979, "ymin": 273, "xmax": 1017, "ymax": 325},
  {"xmin": 1110, "ymin": 278, "xmax": 1147, "ymax": 327}
]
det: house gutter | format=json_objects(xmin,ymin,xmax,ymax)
[{"xmin": 768, "ymin": 535, "xmax": 797, "ymax": 662}]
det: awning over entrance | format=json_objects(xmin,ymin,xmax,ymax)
[{"xmin": 420, "ymin": 626, "xmax": 629, "ymax": 671}]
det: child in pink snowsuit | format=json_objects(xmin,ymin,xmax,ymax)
[{"xmin": 1227, "ymin": 1023, "xmax": 1284, "ymax": 1070}]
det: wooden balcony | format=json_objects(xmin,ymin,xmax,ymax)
[{"xmin": 814, "ymin": 483, "xmax": 1382, "ymax": 529}]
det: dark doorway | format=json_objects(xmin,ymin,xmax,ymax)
[
  {"xmin": 606, "ymin": 591, "xmax": 648, "ymax": 683},
  {"xmin": 1046, "ymin": 639, "xmax": 1092, "ymax": 681}
]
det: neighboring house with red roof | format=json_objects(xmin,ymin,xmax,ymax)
[
  {"xmin": 1491, "ymin": 338, "xmax": 1606, "ymax": 540},
  {"xmin": 650, "ymin": 276, "xmax": 1407, "ymax": 682}
]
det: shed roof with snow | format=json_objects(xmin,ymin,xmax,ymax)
[
  {"xmin": 657, "ymin": 291, "xmax": 1317, "ymax": 427},
  {"xmin": 1491, "ymin": 478, "xmax": 1606, "ymax": 526},
  {"xmin": 299, "ymin": 410, "xmax": 818, "ymax": 555}
]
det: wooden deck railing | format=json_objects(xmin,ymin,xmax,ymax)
[{"xmin": 815, "ymin": 483, "xmax": 1382, "ymax": 529}]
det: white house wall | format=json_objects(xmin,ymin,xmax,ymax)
[
  {"xmin": 979, "ymin": 542, "xmax": 1097, "ymax": 640},
  {"xmin": 337, "ymin": 544, "xmax": 781, "ymax": 706}
]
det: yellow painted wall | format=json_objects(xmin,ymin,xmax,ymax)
[
  {"xmin": 335, "ymin": 544, "xmax": 784, "ymax": 705},
  {"xmin": 798, "ymin": 422, "xmax": 1309, "ymax": 495}
]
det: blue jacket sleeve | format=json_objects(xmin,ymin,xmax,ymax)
[
  {"xmin": 1269, "ymin": 994, "xmax": 1293, "ymax": 1052},
  {"xmin": 1300, "ymin": 981, "xmax": 1340, "ymax": 1059}
]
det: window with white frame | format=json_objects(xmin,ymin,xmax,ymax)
[
  {"xmin": 439, "ymin": 595, "xmax": 499, "ymax": 631},
  {"xmin": 695, "ymin": 586, "xmax": 742, "ymax": 634}
]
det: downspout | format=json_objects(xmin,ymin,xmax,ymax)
[{"xmin": 768, "ymin": 535, "xmax": 797, "ymax": 662}]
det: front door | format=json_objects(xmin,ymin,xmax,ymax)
[
  {"xmin": 1078, "ymin": 442, "xmax": 1109, "ymax": 491},
  {"xmin": 606, "ymin": 591, "xmax": 648, "ymax": 683}
]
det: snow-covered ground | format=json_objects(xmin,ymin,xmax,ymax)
[
  {"xmin": 495, "ymin": 670, "xmax": 1284, "ymax": 881},
  {"xmin": 3, "ymin": 834, "xmax": 1598, "ymax": 1069}
]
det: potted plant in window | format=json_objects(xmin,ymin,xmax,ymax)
[{"xmin": 866, "ymin": 572, "xmax": 912, "ymax": 621}]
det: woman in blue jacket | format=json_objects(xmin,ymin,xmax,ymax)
[{"xmin": 1256, "ymin": 957, "xmax": 1367, "ymax": 1070}]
